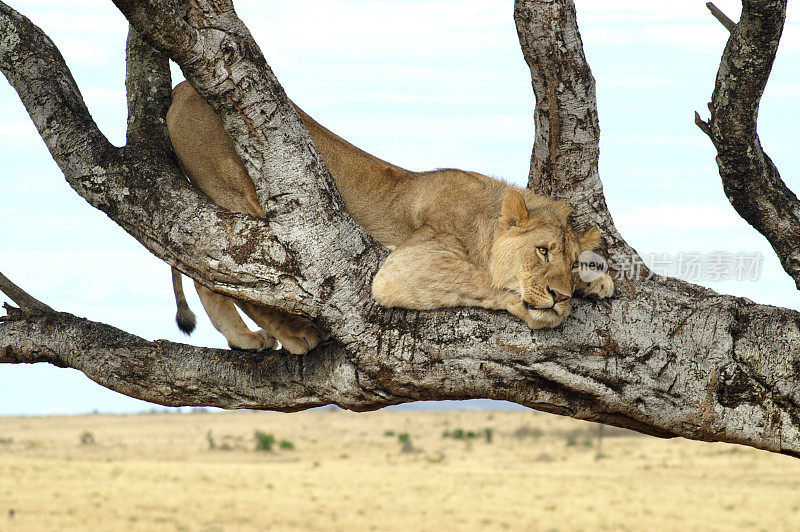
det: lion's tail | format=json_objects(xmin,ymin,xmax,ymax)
[{"xmin": 171, "ymin": 267, "xmax": 196, "ymax": 335}]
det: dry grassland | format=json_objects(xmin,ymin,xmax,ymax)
[{"xmin": 1, "ymin": 409, "xmax": 799, "ymax": 531}]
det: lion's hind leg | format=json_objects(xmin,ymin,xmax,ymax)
[
  {"xmin": 371, "ymin": 226, "xmax": 515, "ymax": 312},
  {"xmin": 194, "ymin": 283, "xmax": 277, "ymax": 351},
  {"xmin": 236, "ymin": 302, "xmax": 328, "ymax": 355}
]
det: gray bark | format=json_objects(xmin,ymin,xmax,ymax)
[
  {"xmin": 515, "ymin": 0, "xmax": 633, "ymax": 268},
  {"xmin": 697, "ymin": 0, "xmax": 800, "ymax": 289},
  {"xmin": 1, "ymin": 0, "xmax": 799, "ymax": 458}
]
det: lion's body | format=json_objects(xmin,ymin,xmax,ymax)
[{"xmin": 166, "ymin": 81, "xmax": 613, "ymax": 353}]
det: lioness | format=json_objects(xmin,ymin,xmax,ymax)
[{"xmin": 166, "ymin": 81, "xmax": 614, "ymax": 354}]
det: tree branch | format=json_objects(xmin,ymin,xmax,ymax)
[
  {"xmin": 0, "ymin": 1, "xmax": 346, "ymax": 318},
  {"xmin": 513, "ymin": 0, "xmax": 638, "ymax": 276},
  {"xmin": 703, "ymin": 0, "xmax": 800, "ymax": 289},
  {"xmin": 707, "ymin": 2, "xmax": 737, "ymax": 33},
  {"xmin": 114, "ymin": 0, "xmax": 387, "ymax": 334},
  {"xmin": 3, "ymin": 271, "xmax": 800, "ymax": 456},
  {"xmin": 0, "ymin": 2, "xmax": 119, "ymax": 185},
  {"xmin": 0, "ymin": 299, "xmax": 376, "ymax": 411},
  {"xmin": 125, "ymin": 26, "xmax": 172, "ymax": 151},
  {"xmin": 0, "ymin": 272, "xmax": 53, "ymax": 313}
]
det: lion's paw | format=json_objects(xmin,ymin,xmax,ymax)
[
  {"xmin": 255, "ymin": 329, "xmax": 278, "ymax": 350},
  {"xmin": 274, "ymin": 321, "xmax": 328, "ymax": 355},
  {"xmin": 228, "ymin": 329, "xmax": 277, "ymax": 352},
  {"xmin": 584, "ymin": 273, "xmax": 614, "ymax": 299}
]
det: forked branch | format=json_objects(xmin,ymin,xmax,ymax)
[
  {"xmin": 0, "ymin": 272, "xmax": 53, "ymax": 314},
  {"xmin": 700, "ymin": 0, "xmax": 800, "ymax": 289}
]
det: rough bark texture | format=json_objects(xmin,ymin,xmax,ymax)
[
  {"xmin": 0, "ymin": 304, "xmax": 369, "ymax": 411},
  {"xmin": 2, "ymin": 0, "xmax": 800, "ymax": 458},
  {"xmin": 699, "ymin": 0, "xmax": 800, "ymax": 289},
  {"xmin": 514, "ymin": 0, "xmax": 635, "ymax": 271}
]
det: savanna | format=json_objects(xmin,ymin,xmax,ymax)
[{"xmin": 1, "ymin": 409, "xmax": 799, "ymax": 530}]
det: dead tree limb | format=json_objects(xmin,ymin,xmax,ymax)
[
  {"xmin": 700, "ymin": 0, "xmax": 800, "ymax": 289},
  {"xmin": 1, "ymin": 0, "xmax": 800, "ymax": 457},
  {"xmin": 0, "ymin": 273, "xmax": 53, "ymax": 314},
  {"xmin": 707, "ymin": 2, "xmax": 737, "ymax": 33}
]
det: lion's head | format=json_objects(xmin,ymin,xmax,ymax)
[{"xmin": 489, "ymin": 190, "xmax": 601, "ymax": 325}]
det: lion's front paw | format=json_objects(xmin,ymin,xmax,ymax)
[{"xmin": 584, "ymin": 273, "xmax": 614, "ymax": 299}]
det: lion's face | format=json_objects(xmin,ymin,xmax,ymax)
[{"xmin": 489, "ymin": 191, "xmax": 601, "ymax": 324}]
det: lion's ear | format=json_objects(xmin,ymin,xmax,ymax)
[
  {"xmin": 500, "ymin": 191, "xmax": 529, "ymax": 227},
  {"xmin": 579, "ymin": 226, "xmax": 602, "ymax": 251}
]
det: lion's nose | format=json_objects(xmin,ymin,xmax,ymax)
[{"xmin": 547, "ymin": 286, "xmax": 571, "ymax": 304}]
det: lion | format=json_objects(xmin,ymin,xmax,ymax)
[{"xmin": 165, "ymin": 81, "xmax": 614, "ymax": 354}]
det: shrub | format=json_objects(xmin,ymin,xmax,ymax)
[
  {"xmin": 279, "ymin": 439, "xmax": 294, "ymax": 450},
  {"xmin": 563, "ymin": 428, "xmax": 593, "ymax": 448},
  {"xmin": 443, "ymin": 428, "xmax": 493, "ymax": 442},
  {"xmin": 254, "ymin": 431, "xmax": 276, "ymax": 451},
  {"xmin": 512, "ymin": 425, "xmax": 543, "ymax": 439},
  {"xmin": 79, "ymin": 431, "xmax": 95, "ymax": 445},
  {"xmin": 398, "ymin": 432, "xmax": 414, "ymax": 453}
]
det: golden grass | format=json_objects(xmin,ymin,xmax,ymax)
[{"xmin": 1, "ymin": 409, "xmax": 799, "ymax": 531}]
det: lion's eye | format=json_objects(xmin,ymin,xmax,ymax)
[
  {"xmin": 571, "ymin": 260, "xmax": 579, "ymax": 270},
  {"xmin": 537, "ymin": 247, "xmax": 549, "ymax": 259}
]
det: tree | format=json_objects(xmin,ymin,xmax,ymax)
[{"xmin": 1, "ymin": 0, "xmax": 798, "ymax": 456}]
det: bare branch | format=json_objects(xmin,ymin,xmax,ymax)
[
  {"xmin": 0, "ymin": 0, "xmax": 343, "ymax": 317},
  {"xmin": 113, "ymin": 0, "xmax": 386, "ymax": 332},
  {"xmin": 125, "ymin": 26, "xmax": 173, "ymax": 150},
  {"xmin": 694, "ymin": 111, "xmax": 712, "ymax": 137},
  {"xmin": 0, "ymin": 272, "xmax": 53, "ymax": 313},
  {"xmin": 112, "ymin": 0, "xmax": 197, "ymax": 64},
  {"xmin": 704, "ymin": 0, "xmax": 800, "ymax": 289},
  {"xmin": 0, "ymin": 300, "xmax": 374, "ymax": 411},
  {"xmin": 706, "ymin": 2, "xmax": 737, "ymax": 33},
  {"xmin": 0, "ymin": 2, "xmax": 118, "ymax": 178}
]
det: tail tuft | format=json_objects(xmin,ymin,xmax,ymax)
[
  {"xmin": 176, "ymin": 306, "xmax": 196, "ymax": 335},
  {"xmin": 171, "ymin": 267, "xmax": 196, "ymax": 335}
]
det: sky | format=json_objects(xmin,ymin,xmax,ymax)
[{"xmin": 1, "ymin": 0, "xmax": 798, "ymax": 415}]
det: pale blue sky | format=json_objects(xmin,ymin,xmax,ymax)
[{"xmin": 1, "ymin": 0, "xmax": 798, "ymax": 415}]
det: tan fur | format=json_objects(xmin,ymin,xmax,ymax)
[{"xmin": 166, "ymin": 81, "xmax": 613, "ymax": 353}]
